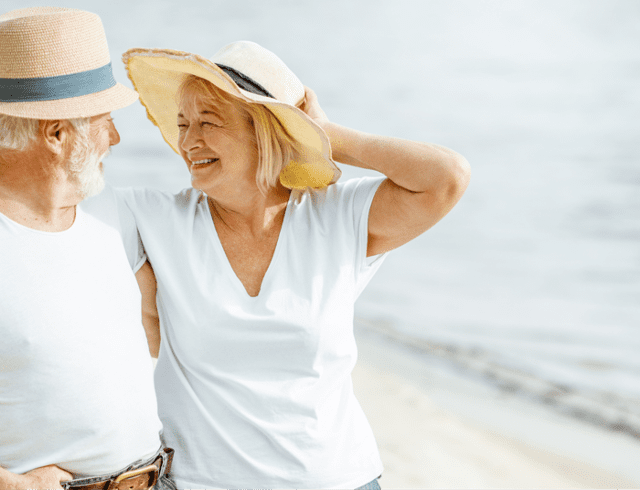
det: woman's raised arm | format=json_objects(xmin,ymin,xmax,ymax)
[{"xmin": 301, "ymin": 87, "xmax": 471, "ymax": 256}]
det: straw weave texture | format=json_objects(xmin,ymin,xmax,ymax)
[
  {"xmin": 0, "ymin": 7, "xmax": 138, "ymax": 119},
  {"xmin": 123, "ymin": 44, "xmax": 341, "ymax": 189},
  {"xmin": 0, "ymin": 8, "xmax": 108, "ymax": 78}
]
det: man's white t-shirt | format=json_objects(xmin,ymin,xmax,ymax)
[
  {"xmin": 0, "ymin": 186, "xmax": 162, "ymax": 476},
  {"xmin": 119, "ymin": 177, "xmax": 387, "ymax": 489}
]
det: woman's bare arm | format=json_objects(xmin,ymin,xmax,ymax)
[
  {"xmin": 135, "ymin": 261, "xmax": 161, "ymax": 358},
  {"xmin": 301, "ymin": 87, "xmax": 470, "ymax": 256}
]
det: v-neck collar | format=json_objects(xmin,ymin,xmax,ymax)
[{"xmin": 204, "ymin": 192, "xmax": 294, "ymax": 300}]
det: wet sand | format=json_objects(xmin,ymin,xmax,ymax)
[{"xmin": 353, "ymin": 325, "xmax": 640, "ymax": 489}]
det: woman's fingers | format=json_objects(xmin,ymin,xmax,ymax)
[{"xmin": 300, "ymin": 86, "xmax": 329, "ymax": 126}]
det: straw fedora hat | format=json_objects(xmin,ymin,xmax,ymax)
[
  {"xmin": 122, "ymin": 41, "xmax": 341, "ymax": 190},
  {"xmin": 0, "ymin": 6, "xmax": 138, "ymax": 119}
]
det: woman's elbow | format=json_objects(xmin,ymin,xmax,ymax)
[
  {"xmin": 454, "ymin": 153, "xmax": 471, "ymax": 190},
  {"xmin": 441, "ymin": 154, "xmax": 470, "ymax": 204}
]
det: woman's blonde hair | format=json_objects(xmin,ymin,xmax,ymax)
[{"xmin": 177, "ymin": 75, "xmax": 305, "ymax": 195}]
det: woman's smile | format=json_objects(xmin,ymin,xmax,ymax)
[
  {"xmin": 177, "ymin": 89, "xmax": 258, "ymax": 195},
  {"xmin": 190, "ymin": 158, "xmax": 220, "ymax": 171},
  {"xmin": 192, "ymin": 158, "xmax": 219, "ymax": 165}
]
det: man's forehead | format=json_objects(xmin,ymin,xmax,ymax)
[{"xmin": 89, "ymin": 112, "xmax": 112, "ymax": 122}]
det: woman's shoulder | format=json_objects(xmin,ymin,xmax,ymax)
[
  {"xmin": 296, "ymin": 176, "xmax": 385, "ymax": 210},
  {"xmin": 114, "ymin": 186, "xmax": 206, "ymax": 212},
  {"xmin": 334, "ymin": 175, "xmax": 385, "ymax": 194}
]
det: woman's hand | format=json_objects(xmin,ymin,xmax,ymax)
[
  {"xmin": 297, "ymin": 87, "xmax": 470, "ymax": 257},
  {"xmin": 299, "ymin": 87, "xmax": 330, "ymax": 129}
]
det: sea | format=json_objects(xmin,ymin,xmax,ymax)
[{"xmin": 9, "ymin": 0, "xmax": 639, "ymax": 439}]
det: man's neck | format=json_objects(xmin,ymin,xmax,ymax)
[{"xmin": 0, "ymin": 148, "xmax": 81, "ymax": 232}]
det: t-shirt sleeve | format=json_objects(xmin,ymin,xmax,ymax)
[
  {"xmin": 341, "ymin": 176, "xmax": 388, "ymax": 298},
  {"xmin": 113, "ymin": 188, "xmax": 147, "ymax": 273}
]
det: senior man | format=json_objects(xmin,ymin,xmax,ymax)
[{"xmin": 0, "ymin": 7, "xmax": 172, "ymax": 490}]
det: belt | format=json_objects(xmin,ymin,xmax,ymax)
[{"xmin": 62, "ymin": 447, "xmax": 174, "ymax": 490}]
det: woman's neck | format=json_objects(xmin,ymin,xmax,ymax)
[{"xmin": 207, "ymin": 182, "xmax": 291, "ymax": 236}]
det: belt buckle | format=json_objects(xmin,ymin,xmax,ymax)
[{"xmin": 110, "ymin": 464, "xmax": 158, "ymax": 490}]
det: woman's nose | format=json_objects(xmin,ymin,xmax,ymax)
[{"xmin": 180, "ymin": 124, "xmax": 203, "ymax": 152}]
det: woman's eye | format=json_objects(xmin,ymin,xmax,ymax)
[{"xmin": 177, "ymin": 123, "xmax": 188, "ymax": 130}]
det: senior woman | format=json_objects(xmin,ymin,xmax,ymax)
[{"xmin": 120, "ymin": 41, "xmax": 470, "ymax": 489}]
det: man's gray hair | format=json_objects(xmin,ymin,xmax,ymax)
[
  {"xmin": 0, "ymin": 114, "xmax": 90, "ymax": 151},
  {"xmin": 0, "ymin": 114, "xmax": 39, "ymax": 151}
]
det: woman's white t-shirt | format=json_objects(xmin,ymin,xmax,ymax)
[{"xmin": 119, "ymin": 177, "xmax": 386, "ymax": 489}]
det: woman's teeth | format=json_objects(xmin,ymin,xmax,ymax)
[{"xmin": 192, "ymin": 158, "xmax": 218, "ymax": 165}]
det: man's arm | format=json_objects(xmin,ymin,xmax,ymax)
[
  {"xmin": 0, "ymin": 465, "xmax": 72, "ymax": 490},
  {"xmin": 135, "ymin": 261, "xmax": 161, "ymax": 358}
]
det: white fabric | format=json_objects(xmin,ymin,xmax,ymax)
[
  {"xmin": 0, "ymin": 185, "xmax": 162, "ymax": 476},
  {"xmin": 119, "ymin": 177, "xmax": 387, "ymax": 489}
]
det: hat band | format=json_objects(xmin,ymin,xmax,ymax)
[
  {"xmin": 215, "ymin": 64, "xmax": 275, "ymax": 99},
  {"xmin": 0, "ymin": 63, "xmax": 116, "ymax": 103}
]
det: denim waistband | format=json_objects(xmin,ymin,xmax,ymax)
[{"xmin": 355, "ymin": 475, "xmax": 382, "ymax": 490}]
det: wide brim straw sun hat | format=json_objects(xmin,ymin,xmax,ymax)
[
  {"xmin": 0, "ymin": 6, "xmax": 138, "ymax": 119},
  {"xmin": 122, "ymin": 41, "xmax": 341, "ymax": 190}
]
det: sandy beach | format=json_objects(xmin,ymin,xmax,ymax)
[{"xmin": 353, "ymin": 324, "xmax": 640, "ymax": 489}]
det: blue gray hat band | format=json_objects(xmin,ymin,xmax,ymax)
[
  {"xmin": 0, "ymin": 62, "xmax": 116, "ymax": 102},
  {"xmin": 215, "ymin": 64, "xmax": 275, "ymax": 99}
]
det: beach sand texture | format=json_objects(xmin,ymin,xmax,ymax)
[
  {"xmin": 353, "ymin": 361, "xmax": 637, "ymax": 489},
  {"xmin": 354, "ymin": 328, "xmax": 640, "ymax": 488}
]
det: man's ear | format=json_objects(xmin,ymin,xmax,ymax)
[{"xmin": 40, "ymin": 119, "xmax": 72, "ymax": 155}]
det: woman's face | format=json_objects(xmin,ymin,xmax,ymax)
[{"xmin": 177, "ymin": 87, "xmax": 258, "ymax": 197}]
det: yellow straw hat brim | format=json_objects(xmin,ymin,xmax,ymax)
[{"xmin": 122, "ymin": 47, "xmax": 341, "ymax": 189}]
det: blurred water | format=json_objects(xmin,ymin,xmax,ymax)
[{"xmin": 9, "ymin": 0, "xmax": 638, "ymax": 427}]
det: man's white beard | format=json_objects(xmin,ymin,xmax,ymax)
[{"xmin": 67, "ymin": 125, "xmax": 108, "ymax": 199}]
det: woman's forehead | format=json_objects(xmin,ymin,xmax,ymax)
[{"xmin": 179, "ymin": 90, "xmax": 225, "ymax": 115}]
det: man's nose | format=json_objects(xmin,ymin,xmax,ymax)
[{"xmin": 109, "ymin": 119, "xmax": 120, "ymax": 146}]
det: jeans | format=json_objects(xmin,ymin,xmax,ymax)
[
  {"xmin": 355, "ymin": 476, "xmax": 382, "ymax": 490},
  {"xmin": 153, "ymin": 474, "xmax": 380, "ymax": 490},
  {"xmin": 154, "ymin": 474, "xmax": 178, "ymax": 490}
]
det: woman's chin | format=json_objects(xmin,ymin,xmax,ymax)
[
  {"xmin": 190, "ymin": 177, "xmax": 219, "ymax": 198},
  {"xmin": 189, "ymin": 176, "xmax": 208, "ymax": 192}
]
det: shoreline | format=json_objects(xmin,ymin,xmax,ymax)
[{"xmin": 353, "ymin": 320, "xmax": 640, "ymax": 488}]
